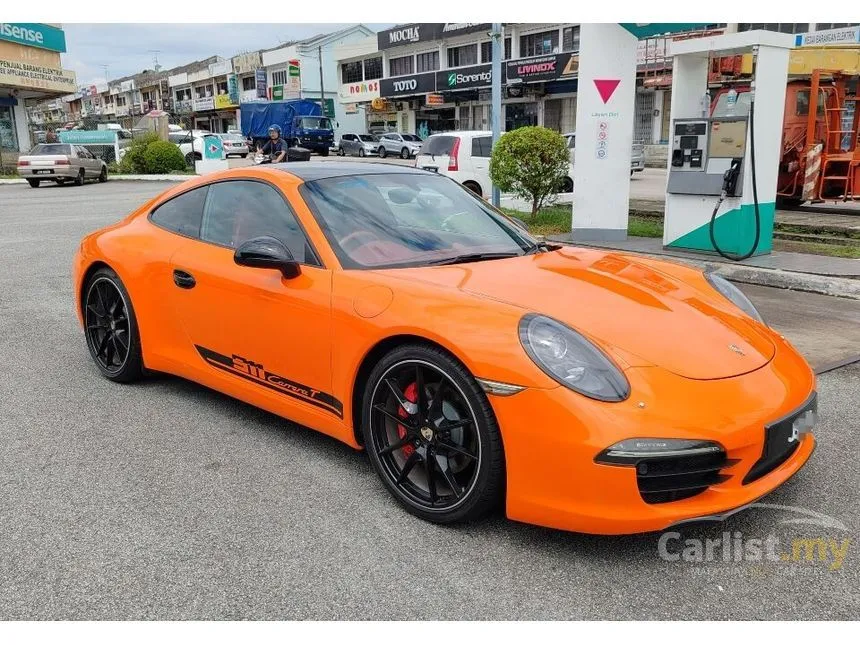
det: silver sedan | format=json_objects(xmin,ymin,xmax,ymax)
[{"xmin": 16, "ymin": 143, "xmax": 107, "ymax": 188}]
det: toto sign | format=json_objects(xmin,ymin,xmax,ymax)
[{"xmin": 380, "ymin": 71, "xmax": 436, "ymax": 97}]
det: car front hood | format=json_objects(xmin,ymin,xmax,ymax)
[{"xmin": 393, "ymin": 247, "xmax": 775, "ymax": 380}]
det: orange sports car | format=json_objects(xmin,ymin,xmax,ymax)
[{"xmin": 72, "ymin": 162, "xmax": 818, "ymax": 535}]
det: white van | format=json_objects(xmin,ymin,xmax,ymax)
[{"xmin": 414, "ymin": 130, "xmax": 574, "ymax": 198}]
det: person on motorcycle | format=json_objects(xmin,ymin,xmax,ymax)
[{"xmin": 259, "ymin": 124, "xmax": 287, "ymax": 163}]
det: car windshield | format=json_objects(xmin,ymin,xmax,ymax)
[
  {"xmin": 29, "ymin": 144, "xmax": 71, "ymax": 155},
  {"xmin": 401, "ymin": 134, "xmax": 422, "ymax": 142},
  {"xmin": 220, "ymin": 133, "xmax": 244, "ymax": 141},
  {"xmin": 300, "ymin": 173, "xmax": 536, "ymax": 269},
  {"xmin": 300, "ymin": 117, "xmax": 332, "ymax": 130},
  {"xmin": 358, "ymin": 135, "xmax": 375, "ymax": 142}
]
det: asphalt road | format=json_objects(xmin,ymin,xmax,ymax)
[{"xmin": 0, "ymin": 180, "xmax": 857, "ymax": 620}]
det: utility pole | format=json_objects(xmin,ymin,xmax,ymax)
[
  {"xmin": 491, "ymin": 23, "xmax": 503, "ymax": 207},
  {"xmin": 318, "ymin": 45, "xmax": 326, "ymax": 118}
]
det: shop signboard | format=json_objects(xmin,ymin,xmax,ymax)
[
  {"xmin": 194, "ymin": 96, "xmax": 214, "ymax": 111},
  {"xmin": 227, "ymin": 73, "xmax": 240, "ymax": 105},
  {"xmin": 255, "ymin": 69, "xmax": 268, "ymax": 98},
  {"xmin": 380, "ymin": 71, "xmax": 436, "ymax": 97},
  {"xmin": 339, "ymin": 79, "xmax": 380, "ymax": 102},
  {"xmin": 436, "ymin": 64, "xmax": 496, "ymax": 91},
  {"xmin": 0, "ymin": 23, "xmax": 66, "ymax": 53},
  {"xmin": 272, "ymin": 84, "xmax": 283, "ymax": 101},
  {"xmin": 287, "ymin": 60, "xmax": 301, "ymax": 93},
  {"xmin": 310, "ymin": 98, "xmax": 336, "ymax": 118},
  {"xmin": 426, "ymin": 93, "xmax": 444, "ymax": 106},
  {"xmin": 377, "ymin": 23, "xmax": 491, "ymax": 50},
  {"xmin": 506, "ymin": 53, "xmax": 578, "ymax": 83},
  {"xmin": 0, "ymin": 58, "xmax": 75, "ymax": 93},
  {"xmin": 215, "ymin": 94, "xmax": 236, "ymax": 109}
]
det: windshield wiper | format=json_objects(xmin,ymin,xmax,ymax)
[{"xmin": 426, "ymin": 252, "xmax": 522, "ymax": 266}]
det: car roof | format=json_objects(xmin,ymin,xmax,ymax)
[
  {"xmin": 272, "ymin": 161, "xmax": 430, "ymax": 182},
  {"xmin": 427, "ymin": 130, "xmax": 492, "ymax": 138}
]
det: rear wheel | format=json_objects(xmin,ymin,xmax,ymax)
[
  {"xmin": 83, "ymin": 267, "xmax": 144, "ymax": 383},
  {"xmin": 362, "ymin": 343, "xmax": 505, "ymax": 524},
  {"xmin": 27, "ymin": 179, "xmax": 40, "ymax": 188},
  {"xmin": 400, "ymin": 147, "xmax": 410, "ymax": 159},
  {"xmin": 463, "ymin": 181, "xmax": 482, "ymax": 197},
  {"xmin": 560, "ymin": 176, "xmax": 573, "ymax": 193},
  {"xmin": 74, "ymin": 168, "xmax": 85, "ymax": 186},
  {"xmin": 320, "ymin": 148, "xmax": 329, "ymax": 157},
  {"xmin": 378, "ymin": 146, "xmax": 387, "ymax": 159}
]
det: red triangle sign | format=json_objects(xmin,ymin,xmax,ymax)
[{"xmin": 594, "ymin": 79, "xmax": 621, "ymax": 104}]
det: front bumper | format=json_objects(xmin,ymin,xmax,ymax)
[
  {"xmin": 17, "ymin": 166, "xmax": 78, "ymax": 179},
  {"xmin": 491, "ymin": 335, "xmax": 817, "ymax": 534}
]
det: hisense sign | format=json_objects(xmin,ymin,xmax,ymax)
[{"xmin": 0, "ymin": 23, "xmax": 66, "ymax": 53}]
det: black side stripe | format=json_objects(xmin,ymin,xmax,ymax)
[{"xmin": 195, "ymin": 345, "xmax": 343, "ymax": 418}]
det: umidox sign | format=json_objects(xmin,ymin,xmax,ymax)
[{"xmin": 0, "ymin": 23, "xmax": 66, "ymax": 53}]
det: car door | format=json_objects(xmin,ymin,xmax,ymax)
[
  {"xmin": 341, "ymin": 134, "xmax": 356, "ymax": 155},
  {"xmin": 77, "ymin": 146, "xmax": 99, "ymax": 176},
  {"xmin": 166, "ymin": 178, "xmax": 338, "ymax": 420},
  {"xmin": 470, "ymin": 136, "xmax": 492, "ymax": 196}
]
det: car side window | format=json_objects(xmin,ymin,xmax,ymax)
[
  {"xmin": 200, "ymin": 180, "xmax": 318, "ymax": 265},
  {"xmin": 471, "ymin": 136, "xmax": 491, "ymax": 158},
  {"xmin": 150, "ymin": 185, "xmax": 208, "ymax": 238}
]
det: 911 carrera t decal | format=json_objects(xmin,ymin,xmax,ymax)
[{"xmin": 195, "ymin": 345, "xmax": 343, "ymax": 418}]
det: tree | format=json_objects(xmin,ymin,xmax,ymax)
[{"xmin": 489, "ymin": 126, "xmax": 570, "ymax": 217}]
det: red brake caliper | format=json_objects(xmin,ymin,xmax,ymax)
[{"xmin": 397, "ymin": 382, "xmax": 417, "ymax": 458}]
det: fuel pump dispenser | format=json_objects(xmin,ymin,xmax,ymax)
[{"xmin": 663, "ymin": 32, "xmax": 794, "ymax": 258}]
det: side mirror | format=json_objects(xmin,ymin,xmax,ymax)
[{"xmin": 234, "ymin": 236, "xmax": 301, "ymax": 279}]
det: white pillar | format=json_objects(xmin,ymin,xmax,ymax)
[{"xmin": 571, "ymin": 23, "xmax": 638, "ymax": 241}]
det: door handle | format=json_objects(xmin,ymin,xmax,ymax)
[{"xmin": 173, "ymin": 269, "xmax": 196, "ymax": 289}]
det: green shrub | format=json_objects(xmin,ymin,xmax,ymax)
[
  {"xmin": 142, "ymin": 140, "xmax": 186, "ymax": 174},
  {"xmin": 118, "ymin": 132, "xmax": 158, "ymax": 174},
  {"xmin": 489, "ymin": 126, "xmax": 570, "ymax": 216}
]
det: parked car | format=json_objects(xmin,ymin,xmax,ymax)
[
  {"xmin": 168, "ymin": 130, "xmax": 211, "ymax": 165},
  {"xmin": 563, "ymin": 132, "xmax": 645, "ymax": 176},
  {"xmin": 415, "ymin": 130, "xmax": 575, "ymax": 198},
  {"xmin": 217, "ymin": 132, "xmax": 250, "ymax": 158},
  {"xmin": 377, "ymin": 132, "xmax": 423, "ymax": 159},
  {"xmin": 17, "ymin": 143, "xmax": 108, "ymax": 188},
  {"xmin": 338, "ymin": 133, "xmax": 380, "ymax": 157}
]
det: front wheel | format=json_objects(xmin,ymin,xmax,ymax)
[
  {"xmin": 358, "ymin": 148, "xmax": 366, "ymax": 157},
  {"xmin": 99, "ymin": 165, "xmax": 108, "ymax": 183},
  {"xmin": 378, "ymin": 146, "xmax": 387, "ymax": 158},
  {"xmin": 400, "ymin": 147, "xmax": 410, "ymax": 159},
  {"xmin": 560, "ymin": 176, "xmax": 573, "ymax": 193},
  {"xmin": 361, "ymin": 343, "xmax": 505, "ymax": 524},
  {"xmin": 83, "ymin": 267, "xmax": 144, "ymax": 383}
]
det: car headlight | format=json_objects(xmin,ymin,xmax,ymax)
[
  {"xmin": 518, "ymin": 314, "xmax": 629, "ymax": 402},
  {"xmin": 704, "ymin": 272, "xmax": 764, "ymax": 324}
]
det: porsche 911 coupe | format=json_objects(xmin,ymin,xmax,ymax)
[{"xmin": 73, "ymin": 162, "xmax": 817, "ymax": 534}]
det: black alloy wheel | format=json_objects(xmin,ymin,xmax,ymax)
[
  {"xmin": 99, "ymin": 165, "xmax": 108, "ymax": 182},
  {"xmin": 362, "ymin": 344, "xmax": 505, "ymax": 524},
  {"xmin": 74, "ymin": 168, "xmax": 85, "ymax": 186},
  {"xmin": 84, "ymin": 268, "xmax": 144, "ymax": 382}
]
